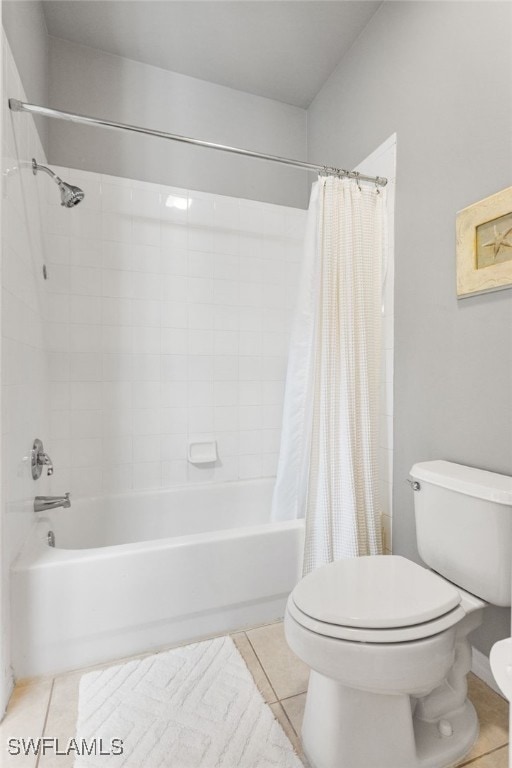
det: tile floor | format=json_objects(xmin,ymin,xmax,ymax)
[{"xmin": 0, "ymin": 621, "xmax": 508, "ymax": 767}]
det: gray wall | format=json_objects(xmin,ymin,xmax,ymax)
[
  {"xmin": 2, "ymin": 0, "xmax": 48, "ymax": 152},
  {"xmin": 308, "ymin": 0, "xmax": 512, "ymax": 655},
  {"xmin": 47, "ymin": 37, "xmax": 309, "ymax": 207}
]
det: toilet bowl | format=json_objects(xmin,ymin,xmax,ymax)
[
  {"xmin": 285, "ymin": 555, "xmax": 484, "ymax": 768},
  {"xmin": 285, "ymin": 461, "xmax": 512, "ymax": 768}
]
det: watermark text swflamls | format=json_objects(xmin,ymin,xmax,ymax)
[{"xmin": 7, "ymin": 737, "xmax": 124, "ymax": 757}]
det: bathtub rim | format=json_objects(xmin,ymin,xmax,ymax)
[{"xmin": 14, "ymin": 514, "xmax": 305, "ymax": 570}]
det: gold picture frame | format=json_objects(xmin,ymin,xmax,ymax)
[{"xmin": 456, "ymin": 186, "xmax": 512, "ymax": 298}]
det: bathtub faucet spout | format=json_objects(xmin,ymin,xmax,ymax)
[{"xmin": 34, "ymin": 493, "xmax": 71, "ymax": 513}]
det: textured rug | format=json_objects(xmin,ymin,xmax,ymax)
[{"xmin": 74, "ymin": 636, "xmax": 303, "ymax": 767}]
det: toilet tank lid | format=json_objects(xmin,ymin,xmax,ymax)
[{"xmin": 411, "ymin": 461, "xmax": 512, "ymax": 506}]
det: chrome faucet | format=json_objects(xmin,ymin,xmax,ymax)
[
  {"xmin": 31, "ymin": 438, "xmax": 54, "ymax": 478},
  {"xmin": 34, "ymin": 493, "xmax": 71, "ymax": 513}
]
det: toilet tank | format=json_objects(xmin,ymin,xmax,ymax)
[{"xmin": 410, "ymin": 460, "xmax": 512, "ymax": 607}]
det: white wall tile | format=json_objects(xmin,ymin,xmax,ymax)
[
  {"xmin": 214, "ymin": 381, "xmax": 238, "ymax": 407},
  {"xmin": 132, "ymin": 244, "xmax": 160, "ymax": 273},
  {"xmin": 161, "ymin": 459, "xmax": 188, "ymax": 486},
  {"xmin": 132, "ymin": 408, "xmax": 161, "ymax": 435},
  {"xmin": 189, "ymin": 329, "xmax": 213, "ymax": 355},
  {"xmin": 70, "ymin": 295, "xmax": 102, "ymax": 325},
  {"xmin": 71, "ymin": 410, "xmax": 103, "ymax": 438},
  {"xmin": 70, "ymin": 381, "xmax": 102, "ymax": 410},
  {"xmin": 214, "ymin": 406, "xmax": 238, "ymax": 432},
  {"xmin": 239, "ymin": 454, "xmax": 263, "ymax": 480},
  {"xmin": 188, "ymin": 303, "xmax": 214, "ymax": 330},
  {"xmin": 132, "ymin": 297, "xmax": 161, "ymax": 327},
  {"xmin": 189, "ymin": 406, "xmax": 214, "ymax": 433},
  {"xmin": 188, "ymin": 381, "xmax": 212, "ymax": 407},
  {"xmin": 103, "ymin": 435, "xmax": 133, "ymax": 464},
  {"xmin": 70, "ymin": 324, "xmax": 102, "ymax": 353},
  {"xmin": 102, "ymin": 183, "xmax": 133, "ymax": 215},
  {"xmin": 102, "ymin": 241, "xmax": 132, "ymax": 271},
  {"xmin": 161, "ymin": 328, "xmax": 188, "ymax": 355},
  {"xmin": 133, "ymin": 435, "xmax": 161, "ymax": 463},
  {"xmin": 102, "ymin": 464, "xmax": 133, "ymax": 493},
  {"xmin": 101, "ymin": 297, "xmax": 132, "ymax": 326},
  {"xmin": 239, "ymin": 430, "xmax": 262, "ymax": 455},
  {"xmin": 69, "ymin": 352, "xmax": 102, "ymax": 382},
  {"xmin": 133, "ymin": 381, "xmax": 162, "ymax": 409},
  {"xmin": 160, "ymin": 407, "xmax": 188, "ymax": 434},
  {"xmin": 161, "ymin": 434, "xmax": 188, "ymax": 462},
  {"xmin": 102, "ymin": 212, "xmax": 132, "ymax": 242},
  {"xmin": 102, "ymin": 268, "xmax": 134, "ymax": 298}
]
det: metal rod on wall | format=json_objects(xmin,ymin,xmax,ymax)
[{"xmin": 9, "ymin": 98, "xmax": 387, "ymax": 187}]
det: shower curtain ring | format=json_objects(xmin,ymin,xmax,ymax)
[{"xmin": 354, "ymin": 172, "xmax": 362, "ymax": 192}]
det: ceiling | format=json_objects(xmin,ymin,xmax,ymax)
[{"xmin": 42, "ymin": 1, "xmax": 382, "ymax": 108}]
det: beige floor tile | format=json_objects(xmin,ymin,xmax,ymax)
[
  {"xmin": 461, "ymin": 745, "xmax": 508, "ymax": 768},
  {"xmin": 247, "ymin": 622, "xmax": 309, "ymax": 700},
  {"xmin": 13, "ymin": 674, "xmax": 54, "ymax": 690},
  {"xmin": 231, "ymin": 632, "xmax": 277, "ymax": 704},
  {"xmin": 38, "ymin": 673, "xmax": 81, "ymax": 767},
  {"xmin": 270, "ymin": 702, "xmax": 305, "ymax": 764},
  {"xmin": 457, "ymin": 674, "xmax": 509, "ymax": 764},
  {"xmin": 0, "ymin": 681, "xmax": 53, "ymax": 768},
  {"xmin": 281, "ymin": 693, "xmax": 307, "ymax": 736}
]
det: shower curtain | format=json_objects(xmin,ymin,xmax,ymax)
[{"xmin": 272, "ymin": 175, "xmax": 386, "ymax": 575}]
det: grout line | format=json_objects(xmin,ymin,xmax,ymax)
[
  {"xmin": 279, "ymin": 691, "xmax": 308, "ymax": 703},
  {"xmin": 274, "ymin": 699, "xmax": 300, "ymax": 739},
  {"xmin": 278, "ymin": 693, "xmax": 308, "ymax": 739},
  {"xmin": 35, "ymin": 678, "xmax": 55, "ymax": 768},
  {"xmin": 244, "ymin": 631, "xmax": 280, "ymax": 704}
]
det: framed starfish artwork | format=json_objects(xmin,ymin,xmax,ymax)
[{"xmin": 456, "ymin": 186, "xmax": 512, "ymax": 297}]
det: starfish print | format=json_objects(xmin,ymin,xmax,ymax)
[{"xmin": 482, "ymin": 225, "xmax": 512, "ymax": 260}]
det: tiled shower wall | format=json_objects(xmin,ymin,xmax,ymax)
[
  {"xmin": 43, "ymin": 171, "xmax": 307, "ymax": 497},
  {"xmin": 2, "ymin": 35, "xmax": 51, "ymax": 557},
  {"xmin": 2, "ymin": 32, "xmax": 52, "ymax": 702}
]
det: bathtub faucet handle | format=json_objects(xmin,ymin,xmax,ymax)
[
  {"xmin": 40, "ymin": 452, "xmax": 54, "ymax": 476},
  {"xmin": 31, "ymin": 438, "xmax": 54, "ymax": 479}
]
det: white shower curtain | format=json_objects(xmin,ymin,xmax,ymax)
[{"xmin": 272, "ymin": 175, "xmax": 386, "ymax": 575}]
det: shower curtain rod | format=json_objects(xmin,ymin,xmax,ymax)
[{"xmin": 9, "ymin": 98, "xmax": 387, "ymax": 187}]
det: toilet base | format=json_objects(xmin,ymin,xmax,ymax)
[
  {"xmin": 414, "ymin": 700, "xmax": 478, "ymax": 768},
  {"xmin": 301, "ymin": 672, "xmax": 479, "ymax": 768}
]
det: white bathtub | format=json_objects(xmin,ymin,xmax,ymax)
[{"xmin": 11, "ymin": 479, "xmax": 304, "ymax": 678}]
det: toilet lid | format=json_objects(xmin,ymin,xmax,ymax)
[{"xmin": 293, "ymin": 555, "xmax": 461, "ymax": 629}]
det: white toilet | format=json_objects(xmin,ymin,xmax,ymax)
[{"xmin": 285, "ymin": 460, "xmax": 512, "ymax": 768}]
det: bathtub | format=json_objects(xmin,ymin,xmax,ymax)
[{"xmin": 11, "ymin": 479, "xmax": 304, "ymax": 678}]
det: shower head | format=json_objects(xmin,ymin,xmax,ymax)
[
  {"xmin": 58, "ymin": 180, "xmax": 85, "ymax": 208},
  {"xmin": 32, "ymin": 158, "xmax": 85, "ymax": 207}
]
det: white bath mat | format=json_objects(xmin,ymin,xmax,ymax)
[{"xmin": 74, "ymin": 636, "xmax": 303, "ymax": 768}]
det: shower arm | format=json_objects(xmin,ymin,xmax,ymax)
[
  {"xmin": 10, "ymin": 98, "xmax": 387, "ymax": 188},
  {"xmin": 32, "ymin": 158, "xmax": 62, "ymax": 185}
]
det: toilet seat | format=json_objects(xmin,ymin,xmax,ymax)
[
  {"xmin": 289, "ymin": 555, "xmax": 466, "ymax": 643},
  {"xmin": 288, "ymin": 596, "xmax": 466, "ymax": 643}
]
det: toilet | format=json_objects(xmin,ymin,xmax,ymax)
[{"xmin": 285, "ymin": 460, "xmax": 512, "ymax": 768}]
